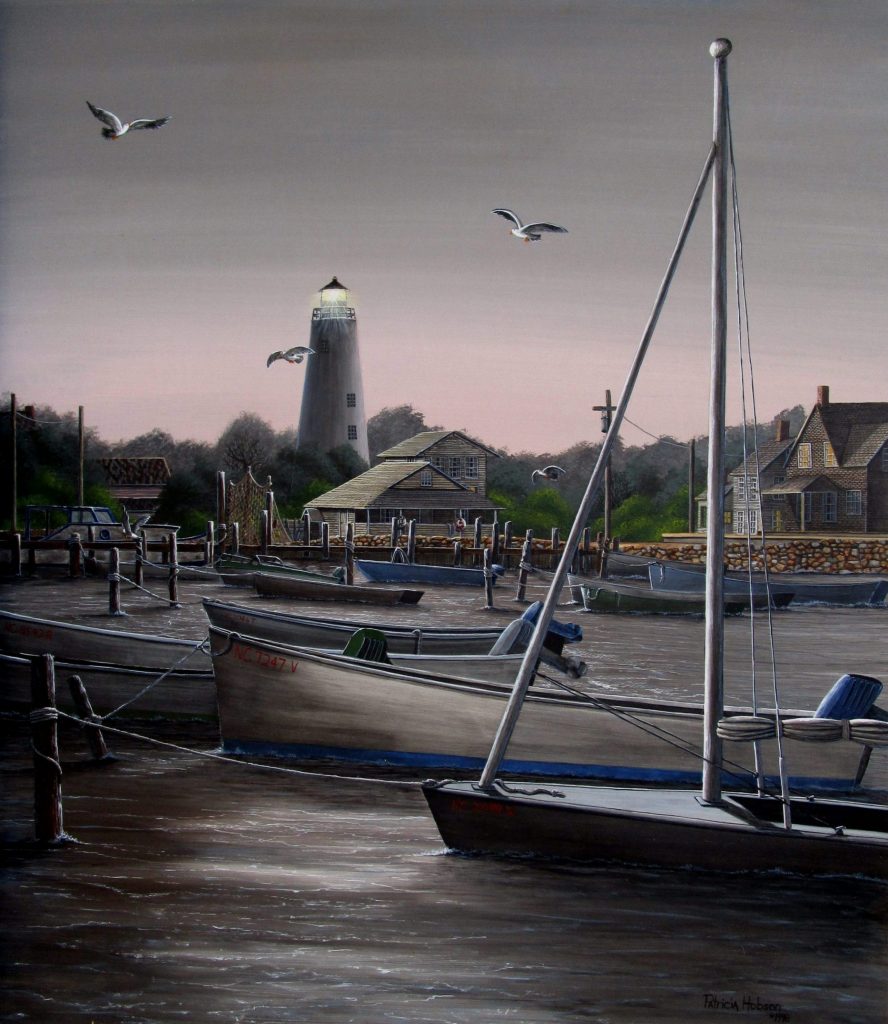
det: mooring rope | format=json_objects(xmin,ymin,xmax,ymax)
[
  {"xmin": 52, "ymin": 708, "xmax": 423, "ymax": 789},
  {"xmin": 101, "ymin": 636, "xmax": 212, "ymax": 721}
]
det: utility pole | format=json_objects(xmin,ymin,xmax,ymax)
[
  {"xmin": 78, "ymin": 406, "xmax": 85, "ymax": 506},
  {"xmin": 688, "ymin": 437, "xmax": 696, "ymax": 532},
  {"xmin": 593, "ymin": 389, "xmax": 616, "ymax": 541},
  {"xmin": 9, "ymin": 393, "xmax": 17, "ymax": 532}
]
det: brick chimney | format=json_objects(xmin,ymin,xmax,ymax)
[
  {"xmin": 774, "ymin": 418, "xmax": 790, "ymax": 441},
  {"xmin": 817, "ymin": 385, "xmax": 830, "ymax": 407}
]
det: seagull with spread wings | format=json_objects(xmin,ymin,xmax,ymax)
[
  {"xmin": 492, "ymin": 208, "xmax": 568, "ymax": 243},
  {"xmin": 86, "ymin": 101, "xmax": 171, "ymax": 139},
  {"xmin": 532, "ymin": 465, "xmax": 567, "ymax": 483},
  {"xmin": 267, "ymin": 346, "xmax": 315, "ymax": 367}
]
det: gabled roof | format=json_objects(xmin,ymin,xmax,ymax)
[
  {"xmin": 377, "ymin": 430, "xmax": 501, "ymax": 460},
  {"xmin": 761, "ymin": 474, "xmax": 838, "ymax": 495},
  {"xmin": 789, "ymin": 402, "xmax": 888, "ymax": 467},
  {"xmin": 305, "ymin": 460, "xmax": 503, "ymax": 511},
  {"xmin": 728, "ymin": 437, "xmax": 795, "ymax": 479}
]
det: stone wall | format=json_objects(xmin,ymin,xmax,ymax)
[{"xmin": 618, "ymin": 536, "xmax": 888, "ymax": 574}]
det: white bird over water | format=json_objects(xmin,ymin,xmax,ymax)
[
  {"xmin": 86, "ymin": 101, "xmax": 171, "ymax": 139},
  {"xmin": 532, "ymin": 465, "xmax": 566, "ymax": 483},
  {"xmin": 267, "ymin": 346, "xmax": 315, "ymax": 367},
  {"xmin": 492, "ymin": 208, "xmax": 568, "ymax": 243}
]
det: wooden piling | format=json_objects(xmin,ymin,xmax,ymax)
[
  {"xmin": 345, "ymin": 521, "xmax": 355, "ymax": 585},
  {"xmin": 67, "ymin": 675, "xmax": 111, "ymax": 762},
  {"xmin": 321, "ymin": 521, "xmax": 330, "ymax": 559},
  {"xmin": 491, "ymin": 517, "xmax": 501, "ymax": 564},
  {"xmin": 265, "ymin": 490, "xmax": 274, "ymax": 548},
  {"xmin": 68, "ymin": 532, "xmax": 83, "ymax": 578},
  {"xmin": 11, "ymin": 532, "xmax": 22, "ymax": 578},
  {"xmin": 516, "ymin": 529, "xmax": 533, "ymax": 602},
  {"xmin": 216, "ymin": 470, "xmax": 227, "ymax": 527},
  {"xmin": 503, "ymin": 521, "xmax": 513, "ymax": 568},
  {"xmin": 30, "ymin": 654, "xmax": 65, "ymax": 844},
  {"xmin": 390, "ymin": 517, "xmax": 399, "ymax": 549},
  {"xmin": 550, "ymin": 527, "xmax": 560, "ymax": 570},
  {"xmin": 473, "ymin": 518, "xmax": 482, "ymax": 565},
  {"xmin": 205, "ymin": 520, "xmax": 215, "ymax": 565},
  {"xmin": 453, "ymin": 541, "xmax": 463, "ymax": 567},
  {"xmin": 483, "ymin": 548, "xmax": 495, "ymax": 609},
  {"xmin": 231, "ymin": 521, "xmax": 240, "ymax": 555},
  {"xmin": 406, "ymin": 520, "xmax": 417, "ymax": 563},
  {"xmin": 134, "ymin": 549, "xmax": 144, "ymax": 588},
  {"xmin": 168, "ymin": 533, "xmax": 180, "ymax": 607},
  {"xmin": 302, "ymin": 511, "xmax": 311, "ymax": 546},
  {"xmin": 109, "ymin": 547, "xmax": 122, "ymax": 615},
  {"xmin": 260, "ymin": 510, "xmax": 269, "ymax": 555}
]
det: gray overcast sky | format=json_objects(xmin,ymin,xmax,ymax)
[{"xmin": 1, "ymin": 0, "xmax": 886, "ymax": 453}]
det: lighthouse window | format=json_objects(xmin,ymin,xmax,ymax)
[
  {"xmin": 347, "ymin": 425, "xmax": 358, "ymax": 440},
  {"xmin": 346, "ymin": 393, "xmax": 356, "ymax": 408}
]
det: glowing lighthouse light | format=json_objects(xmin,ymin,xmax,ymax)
[{"xmin": 313, "ymin": 276, "xmax": 355, "ymax": 321}]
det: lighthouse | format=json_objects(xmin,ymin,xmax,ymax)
[{"xmin": 296, "ymin": 277, "xmax": 369, "ymax": 463}]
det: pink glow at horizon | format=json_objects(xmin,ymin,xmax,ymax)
[{"xmin": 1, "ymin": 2, "xmax": 885, "ymax": 455}]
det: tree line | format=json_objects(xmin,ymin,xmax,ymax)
[{"xmin": 1, "ymin": 394, "xmax": 805, "ymax": 540}]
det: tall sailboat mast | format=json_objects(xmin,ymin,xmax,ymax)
[{"xmin": 702, "ymin": 38, "xmax": 732, "ymax": 804}]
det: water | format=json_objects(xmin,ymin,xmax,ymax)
[{"xmin": 2, "ymin": 571, "xmax": 887, "ymax": 1022}]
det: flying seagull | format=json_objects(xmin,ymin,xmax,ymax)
[
  {"xmin": 532, "ymin": 465, "xmax": 566, "ymax": 483},
  {"xmin": 86, "ymin": 101, "xmax": 171, "ymax": 139},
  {"xmin": 267, "ymin": 346, "xmax": 315, "ymax": 367},
  {"xmin": 492, "ymin": 208, "xmax": 568, "ymax": 243}
]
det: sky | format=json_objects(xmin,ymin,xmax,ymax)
[{"xmin": 1, "ymin": 0, "xmax": 886, "ymax": 455}]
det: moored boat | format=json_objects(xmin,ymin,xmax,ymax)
[
  {"xmin": 649, "ymin": 559, "xmax": 888, "ymax": 607},
  {"xmin": 253, "ymin": 571, "xmax": 423, "ymax": 605},
  {"xmin": 567, "ymin": 573, "xmax": 761, "ymax": 615},
  {"xmin": 216, "ymin": 553, "xmax": 346, "ymax": 588},
  {"xmin": 208, "ymin": 626, "xmax": 875, "ymax": 790},
  {"xmin": 356, "ymin": 558, "xmax": 504, "ymax": 587}
]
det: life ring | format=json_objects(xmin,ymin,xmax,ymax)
[
  {"xmin": 455, "ymin": 517, "xmax": 467, "ymax": 531},
  {"xmin": 98, "ymin": 529, "xmax": 111, "ymax": 541}
]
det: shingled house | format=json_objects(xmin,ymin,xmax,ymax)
[
  {"xmin": 100, "ymin": 456, "xmax": 171, "ymax": 516},
  {"xmin": 726, "ymin": 418, "xmax": 796, "ymax": 534},
  {"xmin": 761, "ymin": 387, "xmax": 888, "ymax": 533},
  {"xmin": 304, "ymin": 430, "xmax": 502, "ymax": 537}
]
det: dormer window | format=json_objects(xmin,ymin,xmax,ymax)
[
  {"xmin": 420, "ymin": 469, "xmax": 433, "ymax": 487},
  {"xmin": 797, "ymin": 443, "xmax": 812, "ymax": 470},
  {"xmin": 823, "ymin": 441, "xmax": 837, "ymax": 467}
]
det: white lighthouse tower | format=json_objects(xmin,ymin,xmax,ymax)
[{"xmin": 296, "ymin": 277, "xmax": 369, "ymax": 463}]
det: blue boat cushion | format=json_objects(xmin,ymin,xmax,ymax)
[{"xmin": 814, "ymin": 673, "xmax": 883, "ymax": 719}]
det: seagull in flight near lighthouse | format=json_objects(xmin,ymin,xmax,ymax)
[
  {"xmin": 532, "ymin": 465, "xmax": 567, "ymax": 483},
  {"xmin": 492, "ymin": 208, "xmax": 568, "ymax": 243},
  {"xmin": 267, "ymin": 346, "xmax": 315, "ymax": 367},
  {"xmin": 86, "ymin": 101, "xmax": 171, "ymax": 139}
]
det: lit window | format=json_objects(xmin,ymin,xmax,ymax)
[
  {"xmin": 823, "ymin": 442, "xmax": 837, "ymax": 467},
  {"xmin": 346, "ymin": 393, "xmax": 356, "ymax": 408},
  {"xmin": 797, "ymin": 443, "xmax": 812, "ymax": 469},
  {"xmin": 347, "ymin": 425, "xmax": 357, "ymax": 440},
  {"xmin": 846, "ymin": 490, "xmax": 862, "ymax": 515}
]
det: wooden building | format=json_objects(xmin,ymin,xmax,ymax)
[
  {"xmin": 762, "ymin": 387, "xmax": 888, "ymax": 533},
  {"xmin": 305, "ymin": 430, "xmax": 501, "ymax": 536},
  {"xmin": 99, "ymin": 456, "xmax": 171, "ymax": 515},
  {"xmin": 702, "ymin": 387, "xmax": 888, "ymax": 535}
]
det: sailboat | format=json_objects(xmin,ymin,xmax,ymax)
[{"xmin": 422, "ymin": 40, "xmax": 888, "ymax": 878}]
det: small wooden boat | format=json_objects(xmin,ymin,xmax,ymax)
[
  {"xmin": 356, "ymin": 559, "xmax": 504, "ymax": 587},
  {"xmin": 216, "ymin": 553, "xmax": 345, "ymax": 588},
  {"xmin": 202, "ymin": 598, "xmax": 582, "ymax": 657},
  {"xmin": 0, "ymin": 652, "xmax": 216, "ymax": 718},
  {"xmin": 0, "ymin": 608, "xmax": 208, "ymax": 672},
  {"xmin": 649, "ymin": 560, "xmax": 888, "ymax": 607},
  {"xmin": 567, "ymin": 574, "xmax": 779, "ymax": 615},
  {"xmin": 253, "ymin": 572, "xmax": 423, "ymax": 605},
  {"xmin": 208, "ymin": 626, "xmax": 875, "ymax": 790}
]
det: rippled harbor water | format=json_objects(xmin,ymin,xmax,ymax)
[{"xmin": 2, "ymin": 570, "xmax": 887, "ymax": 1022}]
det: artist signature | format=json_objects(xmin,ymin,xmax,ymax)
[{"xmin": 704, "ymin": 994, "xmax": 790, "ymax": 1021}]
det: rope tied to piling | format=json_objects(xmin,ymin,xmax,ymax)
[{"xmin": 29, "ymin": 706, "xmax": 59, "ymax": 724}]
